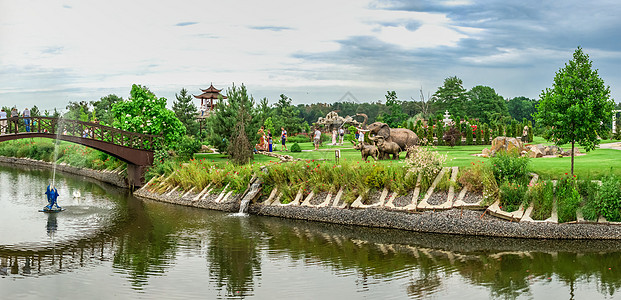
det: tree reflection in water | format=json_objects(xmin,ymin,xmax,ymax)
[
  {"xmin": 3, "ymin": 162, "xmax": 621, "ymax": 299},
  {"xmin": 206, "ymin": 216, "xmax": 260, "ymax": 298}
]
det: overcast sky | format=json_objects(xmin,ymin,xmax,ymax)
[{"xmin": 1, "ymin": 0, "xmax": 620, "ymax": 112}]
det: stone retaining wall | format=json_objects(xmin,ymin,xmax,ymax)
[
  {"xmin": 0, "ymin": 156, "xmax": 128, "ymax": 188},
  {"xmin": 134, "ymin": 174, "xmax": 621, "ymax": 240}
]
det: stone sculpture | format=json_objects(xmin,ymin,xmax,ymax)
[
  {"xmin": 353, "ymin": 141, "xmax": 379, "ymax": 161},
  {"xmin": 366, "ymin": 122, "xmax": 419, "ymax": 153}
]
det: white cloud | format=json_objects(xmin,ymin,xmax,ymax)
[{"xmin": 0, "ymin": 0, "xmax": 619, "ymax": 110}]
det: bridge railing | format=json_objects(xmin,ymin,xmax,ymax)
[{"xmin": 0, "ymin": 117, "xmax": 159, "ymax": 151}]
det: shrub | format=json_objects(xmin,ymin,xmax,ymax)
[
  {"xmin": 579, "ymin": 179, "xmax": 600, "ymax": 221},
  {"xmin": 466, "ymin": 125, "xmax": 473, "ymax": 145},
  {"xmin": 288, "ymin": 134, "xmax": 310, "ymax": 144},
  {"xmin": 405, "ymin": 146, "xmax": 446, "ymax": 188},
  {"xmin": 436, "ymin": 122, "xmax": 445, "ymax": 146},
  {"xmin": 290, "ymin": 143, "xmax": 302, "ymax": 152},
  {"xmin": 489, "ymin": 151, "xmax": 530, "ymax": 183},
  {"xmin": 176, "ymin": 135, "xmax": 202, "ymax": 160},
  {"xmin": 556, "ymin": 174, "xmax": 581, "ymax": 223},
  {"xmin": 597, "ymin": 175, "xmax": 621, "ymax": 221},
  {"xmin": 482, "ymin": 124, "xmax": 490, "ymax": 145},
  {"xmin": 475, "ymin": 126, "xmax": 482, "ymax": 145},
  {"xmin": 499, "ymin": 181, "xmax": 527, "ymax": 212},
  {"xmin": 459, "ymin": 161, "xmax": 494, "ymax": 194},
  {"xmin": 528, "ymin": 180, "xmax": 554, "ymax": 220},
  {"xmin": 364, "ymin": 164, "xmax": 386, "ymax": 189}
]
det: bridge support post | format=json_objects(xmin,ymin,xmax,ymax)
[{"xmin": 127, "ymin": 164, "xmax": 147, "ymax": 189}]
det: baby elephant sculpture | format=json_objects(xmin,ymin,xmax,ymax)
[
  {"xmin": 374, "ymin": 136, "xmax": 401, "ymax": 160},
  {"xmin": 353, "ymin": 142, "xmax": 379, "ymax": 161}
]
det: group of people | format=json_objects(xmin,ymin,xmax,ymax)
[
  {"xmin": 256, "ymin": 126, "xmax": 288, "ymax": 152},
  {"xmin": 314, "ymin": 126, "xmax": 367, "ymax": 150},
  {"xmin": 330, "ymin": 127, "xmax": 346, "ymax": 146},
  {"xmin": 0, "ymin": 107, "xmax": 32, "ymax": 134},
  {"xmin": 254, "ymin": 125, "xmax": 369, "ymax": 152}
]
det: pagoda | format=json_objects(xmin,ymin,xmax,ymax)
[{"xmin": 194, "ymin": 83, "xmax": 227, "ymax": 117}]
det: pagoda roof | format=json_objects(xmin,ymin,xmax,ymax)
[
  {"xmin": 193, "ymin": 84, "xmax": 227, "ymax": 99},
  {"xmin": 201, "ymin": 84, "xmax": 221, "ymax": 93}
]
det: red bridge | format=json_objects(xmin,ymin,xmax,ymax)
[{"xmin": 0, "ymin": 117, "xmax": 158, "ymax": 188}]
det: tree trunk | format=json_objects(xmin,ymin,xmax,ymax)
[{"xmin": 571, "ymin": 139, "xmax": 575, "ymax": 176}]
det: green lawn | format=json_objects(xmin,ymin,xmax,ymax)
[{"xmin": 195, "ymin": 139, "xmax": 621, "ymax": 180}]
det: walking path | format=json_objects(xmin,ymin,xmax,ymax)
[{"xmin": 599, "ymin": 142, "xmax": 621, "ymax": 150}]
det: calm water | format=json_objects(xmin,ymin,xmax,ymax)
[{"xmin": 1, "ymin": 164, "xmax": 621, "ymax": 299}]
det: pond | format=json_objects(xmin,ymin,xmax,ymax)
[{"xmin": 1, "ymin": 163, "xmax": 620, "ymax": 299}]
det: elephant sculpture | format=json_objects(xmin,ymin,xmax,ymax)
[
  {"xmin": 353, "ymin": 141, "xmax": 379, "ymax": 161},
  {"xmin": 366, "ymin": 122, "xmax": 419, "ymax": 154},
  {"xmin": 373, "ymin": 136, "xmax": 401, "ymax": 160}
]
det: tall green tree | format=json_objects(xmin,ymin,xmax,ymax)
[
  {"xmin": 507, "ymin": 96, "xmax": 537, "ymax": 122},
  {"xmin": 467, "ymin": 85, "xmax": 508, "ymax": 124},
  {"xmin": 112, "ymin": 84, "xmax": 185, "ymax": 149},
  {"xmin": 172, "ymin": 88, "xmax": 199, "ymax": 136},
  {"xmin": 535, "ymin": 47, "xmax": 615, "ymax": 175},
  {"xmin": 256, "ymin": 97, "xmax": 272, "ymax": 127},
  {"xmin": 64, "ymin": 101, "xmax": 91, "ymax": 121},
  {"xmin": 431, "ymin": 76, "xmax": 468, "ymax": 118},
  {"xmin": 272, "ymin": 94, "xmax": 302, "ymax": 134},
  {"xmin": 378, "ymin": 91, "xmax": 408, "ymax": 128},
  {"xmin": 205, "ymin": 84, "xmax": 259, "ymax": 154},
  {"xmin": 91, "ymin": 94, "xmax": 123, "ymax": 125},
  {"xmin": 30, "ymin": 105, "xmax": 41, "ymax": 117}
]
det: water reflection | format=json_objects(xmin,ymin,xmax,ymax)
[
  {"xmin": 2, "ymin": 164, "xmax": 621, "ymax": 299},
  {"xmin": 46, "ymin": 213, "xmax": 58, "ymax": 237}
]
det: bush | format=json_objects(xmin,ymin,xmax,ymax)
[
  {"xmin": 490, "ymin": 151, "xmax": 530, "ymax": 183},
  {"xmin": 528, "ymin": 180, "xmax": 554, "ymax": 220},
  {"xmin": 465, "ymin": 125, "xmax": 473, "ymax": 145},
  {"xmin": 499, "ymin": 181, "xmax": 527, "ymax": 212},
  {"xmin": 459, "ymin": 161, "xmax": 491, "ymax": 194},
  {"xmin": 290, "ymin": 143, "xmax": 302, "ymax": 152},
  {"xmin": 405, "ymin": 146, "xmax": 446, "ymax": 188},
  {"xmin": 176, "ymin": 135, "xmax": 202, "ymax": 160},
  {"xmin": 482, "ymin": 124, "xmax": 490, "ymax": 145},
  {"xmin": 556, "ymin": 174, "xmax": 581, "ymax": 223},
  {"xmin": 579, "ymin": 179, "xmax": 600, "ymax": 221},
  {"xmin": 288, "ymin": 134, "xmax": 310, "ymax": 144},
  {"xmin": 597, "ymin": 175, "xmax": 621, "ymax": 221}
]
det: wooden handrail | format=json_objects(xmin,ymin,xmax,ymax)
[{"xmin": 0, "ymin": 116, "xmax": 160, "ymax": 151}]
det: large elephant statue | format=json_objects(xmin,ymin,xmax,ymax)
[{"xmin": 366, "ymin": 122, "xmax": 419, "ymax": 152}]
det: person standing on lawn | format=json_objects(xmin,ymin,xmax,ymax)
[
  {"xmin": 280, "ymin": 127, "xmax": 288, "ymax": 151},
  {"xmin": 314, "ymin": 127, "xmax": 321, "ymax": 150}
]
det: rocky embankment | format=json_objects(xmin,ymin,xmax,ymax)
[{"xmin": 134, "ymin": 166, "xmax": 621, "ymax": 240}]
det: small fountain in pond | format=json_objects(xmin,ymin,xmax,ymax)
[{"xmin": 43, "ymin": 117, "xmax": 65, "ymax": 212}]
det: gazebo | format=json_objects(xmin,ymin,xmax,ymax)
[{"xmin": 194, "ymin": 83, "xmax": 227, "ymax": 118}]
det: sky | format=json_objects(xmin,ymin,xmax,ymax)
[{"xmin": 1, "ymin": 0, "xmax": 620, "ymax": 112}]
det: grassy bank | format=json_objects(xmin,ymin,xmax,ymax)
[{"xmin": 0, "ymin": 138, "xmax": 124, "ymax": 170}]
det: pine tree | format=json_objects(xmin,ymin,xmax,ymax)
[
  {"xmin": 173, "ymin": 88, "xmax": 199, "ymax": 136},
  {"xmin": 206, "ymin": 84, "xmax": 259, "ymax": 154},
  {"xmin": 228, "ymin": 108, "xmax": 253, "ymax": 165}
]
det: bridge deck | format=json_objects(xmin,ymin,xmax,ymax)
[{"xmin": 0, "ymin": 117, "xmax": 157, "ymax": 186}]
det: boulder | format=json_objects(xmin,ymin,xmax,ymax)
[
  {"xmin": 481, "ymin": 148, "xmax": 491, "ymax": 157},
  {"xmin": 528, "ymin": 146, "xmax": 543, "ymax": 158},
  {"xmin": 491, "ymin": 136, "xmax": 524, "ymax": 154}
]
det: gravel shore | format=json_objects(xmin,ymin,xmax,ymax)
[{"xmin": 135, "ymin": 187, "xmax": 621, "ymax": 240}]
